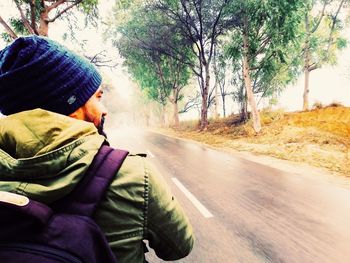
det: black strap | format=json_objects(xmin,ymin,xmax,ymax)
[{"xmin": 53, "ymin": 145, "xmax": 129, "ymax": 217}]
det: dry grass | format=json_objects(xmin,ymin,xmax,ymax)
[{"xmin": 156, "ymin": 106, "xmax": 350, "ymax": 176}]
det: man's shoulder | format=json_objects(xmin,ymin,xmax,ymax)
[
  {"xmin": 108, "ymin": 151, "xmax": 167, "ymax": 194},
  {"xmin": 105, "ymin": 151, "xmax": 148, "ymax": 187},
  {"xmin": 120, "ymin": 152, "xmax": 147, "ymax": 171}
]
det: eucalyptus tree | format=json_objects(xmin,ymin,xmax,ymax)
[
  {"xmin": 213, "ymin": 42, "xmax": 234, "ymax": 118},
  {"xmin": 118, "ymin": 43, "xmax": 168, "ymax": 126},
  {"xmin": 226, "ymin": 0, "xmax": 304, "ymax": 133},
  {"xmin": 301, "ymin": 0, "xmax": 348, "ymax": 111},
  {"xmin": 148, "ymin": 0, "xmax": 241, "ymax": 130},
  {"xmin": 116, "ymin": 8, "xmax": 192, "ymax": 127},
  {"xmin": 0, "ymin": 0, "xmax": 99, "ymax": 39}
]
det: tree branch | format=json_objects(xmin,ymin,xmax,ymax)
[
  {"xmin": 309, "ymin": 63, "xmax": 318, "ymax": 71},
  {"xmin": 14, "ymin": 0, "xmax": 36, "ymax": 34},
  {"xmin": 85, "ymin": 51, "xmax": 118, "ymax": 68},
  {"xmin": 253, "ymin": 36, "xmax": 271, "ymax": 58},
  {"xmin": 325, "ymin": 0, "xmax": 345, "ymax": 56},
  {"xmin": 310, "ymin": 0, "xmax": 328, "ymax": 33},
  {"xmin": 0, "ymin": 15, "xmax": 18, "ymax": 39},
  {"xmin": 46, "ymin": 0, "xmax": 82, "ymax": 22},
  {"xmin": 179, "ymin": 92, "xmax": 201, "ymax": 113},
  {"xmin": 47, "ymin": 0, "xmax": 66, "ymax": 12},
  {"xmin": 30, "ymin": 0, "xmax": 39, "ymax": 34},
  {"xmin": 208, "ymin": 2, "xmax": 225, "ymax": 63},
  {"xmin": 125, "ymin": 30, "xmax": 199, "ymax": 75}
]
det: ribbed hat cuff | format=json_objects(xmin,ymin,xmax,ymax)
[{"xmin": 48, "ymin": 70, "xmax": 102, "ymax": 115}]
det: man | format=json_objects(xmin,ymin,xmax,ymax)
[{"xmin": 0, "ymin": 35, "xmax": 194, "ymax": 262}]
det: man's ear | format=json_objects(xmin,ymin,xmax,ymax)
[{"xmin": 69, "ymin": 107, "xmax": 85, "ymax": 120}]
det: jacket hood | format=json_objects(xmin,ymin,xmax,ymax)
[{"xmin": 0, "ymin": 109, "xmax": 105, "ymax": 203}]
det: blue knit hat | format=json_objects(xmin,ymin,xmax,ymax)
[{"xmin": 0, "ymin": 35, "xmax": 102, "ymax": 116}]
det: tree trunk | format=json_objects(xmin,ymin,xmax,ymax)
[
  {"xmin": 200, "ymin": 88, "xmax": 208, "ymax": 130},
  {"xmin": 303, "ymin": 66, "xmax": 310, "ymax": 111},
  {"xmin": 161, "ymin": 104, "xmax": 166, "ymax": 127},
  {"xmin": 222, "ymin": 96, "xmax": 226, "ymax": 118},
  {"xmin": 214, "ymin": 80, "xmax": 219, "ymax": 119},
  {"xmin": 243, "ymin": 102, "xmax": 248, "ymax": 121},
  {"xmin": 14, "ymin": 0, "xmax": 36, "ymax": 35},
  {"xmin": 242, "ymin": 29, "xmax": 261, "ymax": 133},
  {"xmin": 240, "ymin": 101, "xmax": 248, "ymax": 122},
  {"xmin": 173, "ymin": 101, "xmax": 179, "ymax": 128},
  {"xmin": 303, "ymin": 15, "xmax": 311, "ymax": 111},
  {"xmin": 39, "ymin": 10, "xmax": 49, "ymax": 36},
  {"xmin": 172, "ymin": 89, "xmax": 180, "ymax": 128},
  {"xmin": 200, "ymin": 64, "xmax": 210, "ymax": 130}
]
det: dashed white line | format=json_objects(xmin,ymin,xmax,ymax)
[
  {"xmin": 171, "ymin": 177, "xmax": 214, "ymax": 218},
  {"xmin": 147, "ymin": 150, "xmax": 155, "ymax": 158}
]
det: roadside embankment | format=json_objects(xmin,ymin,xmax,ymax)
[{"xmin": 154, "ymin": 106, "xmax": 350, "ymax": 176}]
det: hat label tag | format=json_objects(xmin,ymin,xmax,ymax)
[{"xmin": 67, "ymin": 95, "xmax": 77, "ymax": 105}]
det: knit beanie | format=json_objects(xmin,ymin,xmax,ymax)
[{"xmin": 0, "ymin": 35, "xmax": 102, "ymax": 116}]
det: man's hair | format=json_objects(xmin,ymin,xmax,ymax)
[{"xmin": 0, "ymin": 35, "xmax": 101, "ymax": 116}]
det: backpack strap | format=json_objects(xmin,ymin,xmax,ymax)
[{"xmin": 53, "ymin": 145, "xmax": 129, "ymax": 217}]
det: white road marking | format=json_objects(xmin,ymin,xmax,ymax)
[
  {"xmin": 147, "ymin": 150, "xmax": 155, "ymax": 158},
  {"xmin": 171, "ymin": 178, "xmax": 214, "ymax": 218}
]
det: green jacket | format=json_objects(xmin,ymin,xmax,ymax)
[{"xmin": 0, "ymin": 109, "xmax": 194, "ymax": 262}]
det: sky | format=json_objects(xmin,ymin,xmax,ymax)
[
  {"xmin": 0, "ymin": 0, "xmax": 349, "ymax": 116},
  {"xmin": 278, "ymin": 44, "xmax": 350, "ymax": 111}
]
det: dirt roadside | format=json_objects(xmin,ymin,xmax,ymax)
[{"xmin": 154, "ymin": 106, "xmax": 350, "ymax": 177}]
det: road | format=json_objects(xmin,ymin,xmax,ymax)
[{"xmin": 107, "ymin": 127, "xmax": 350, "ymax": 263}]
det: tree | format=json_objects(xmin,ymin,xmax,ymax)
[
  {"xmin": 226, "ymin": 0, "xmax": 304, "ymax": 133},
  {"xmin": 121, "ymin": 49, "xmax": 170, "ymax": 126},
  {"xmin": 224, "ymin": 56, "xmax": 259, "ymax": 122},
  {"xmin": 0, "ymin": 0, "xmax": 98, "ymax": 39},
  {"xmin": 149, "ymin": 0, "xmax": 240, "ymax": 130},
  {"xmin": 178, "ymin": 90, "xmax": 202, "ymax": 116},
  {"xmin": 301, "ymin": 0, "xmax": 348, "ymax": 111},
  {"xmin": 213, "ymin": 41, "xmax": 235, "ymax": 118},
  {"xmin": 84, "ymin": 50, "xmax": 119, "ymax": 69},
  {"xmin": 115, "ymin": 8, "xmax": 191, "ymax": 127}
]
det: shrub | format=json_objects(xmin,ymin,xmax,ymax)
[
  {"xmin": 312, "ymin": 101, "xmax": 323, "ymax": 110},
  {"xmin": 328, "ymin": 101, "xmax": 343, "ymax": 108}
]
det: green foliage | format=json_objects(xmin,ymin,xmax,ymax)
[
  {"xmin": 106, "ymin": 0, "xmax": 348, "ymax": 119},
  {"xmin": 336, "ymin": 37, "xmax": 347, "ymax": 49},
  {"xmin": 115, "ymin": 6, "xmax": 192, "ymax": 106},
  {"xmin": 0, "ymin": 33, "xmax": 12, "ymax": 44},
  {"xmin": 1, "ymin": 0, "xmax": 99, "ymax": 40},
  {"xmin": 80, "ymin": 0, "xmax": 98, "ymax": 11},
  {"xmin": 115, "ymin": 0, "xmax": 141, "ymax": 10},
  {"xmin": 225, "ymin": 0, "xmax": 305, "ymax": 102},
  {"xmin": 301, "ymin": 0, "xmax": 348, "ymax": 68},
  {"xmin": 77, "ymin": 0, "xmax": 99, "ymax": 27},
  {"xmin": 9, "ymin": 18, "xmax": 29, "ymax": 35}
]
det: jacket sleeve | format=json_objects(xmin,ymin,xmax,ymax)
[{"xmin": 145, "ymin": 160, "xmax": 195, "ymax": 260}]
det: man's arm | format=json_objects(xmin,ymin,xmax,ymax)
[{"xmin": 145, "ymin": 161, "xmax": 195, "ymax": 260}]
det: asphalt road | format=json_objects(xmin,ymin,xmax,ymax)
[{"xmin": 107, "ymin": 127, "xmax": 350, "ymax": 263}]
